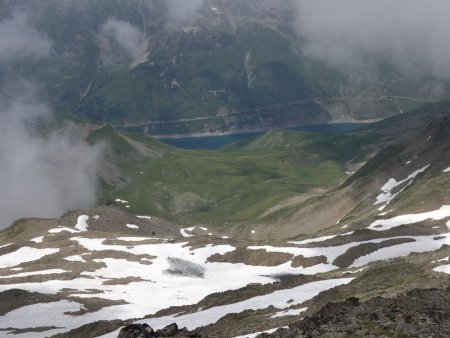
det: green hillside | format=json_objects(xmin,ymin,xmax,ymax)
[{"xmin": 93, "ymin": 126, "xmax": 361, "ymax": 225}]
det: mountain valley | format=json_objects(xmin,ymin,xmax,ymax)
[{"xmin": 1, "ymin": 1, "xmax": 450, "ymax": 337}]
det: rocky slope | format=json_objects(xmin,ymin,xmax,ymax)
[{"xmin": 266, "ymin": 287, "xmax": 450, "ymax": 338}]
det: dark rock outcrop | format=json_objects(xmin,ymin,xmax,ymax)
[
  {"xmin": 117, "ymin": 323, "xmax": 203, "ymax": 338},
  {"xmin": 265, "ymin": 287, "xmax": 450, "ymax": 338}
]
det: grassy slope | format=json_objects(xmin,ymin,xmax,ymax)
[
  {"xmin": 93, "ymin": 126, "xmax": 375, "ymax": 226},
  {"xmin": 91, "ymin": 101, "xmax": 450, "ymax": 228}
]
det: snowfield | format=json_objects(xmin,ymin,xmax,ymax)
[{"xmin": 0, "ymin": 203, "xmax": 449, "ymax": 337}]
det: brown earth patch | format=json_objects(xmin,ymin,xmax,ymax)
[
  {"xmin": 0, "ymin": 289, "xmax": 60, "ymax": 315},
  {"xmin": 207, "ymin": 248, "xmax": 293, "ymax": 266},
  {"xmin": 87, "ymin": 250, "xmax": 155, "ymax": 265},
  {"xmin": 102, "ymin": 277, "xmax": 151, "ymax": 285},
  {"xmin": 291, "ymin": 255, "xmax": 327, "ymax": 268}
]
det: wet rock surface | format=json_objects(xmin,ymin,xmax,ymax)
[{"xmin": 266, "ymin": 287, "xmax": 450, "ymax": 338}]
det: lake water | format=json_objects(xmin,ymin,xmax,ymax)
[{"xmin": 160, "ymin": 123, "xmax": 370, "ymax": 150}]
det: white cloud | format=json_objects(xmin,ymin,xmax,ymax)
[
  {"xmin": 293, "ymin": 0, "xmax": 450, "ymax": 79},
  {"xmin": 165, "ymin": 0, "xmax": 205, "ymax": 21},
  {"xmin": 100, "ymin": 18, "xmax": 147, "ymax": 64},
  {"xmin": 0, "ymin": 83, "xmax": 103, "ymax": 228},
  {"xmin": 0, "ymin": 11, "xmax": 52, "ymax": 62}
]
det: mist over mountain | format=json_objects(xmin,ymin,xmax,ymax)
[
  {"xmin": 2, "ymin": 0, "xmax": 450, "ymax": 137},
  {"xmin": 1, "ymin": 2, "xmax": 450, "ymax": 338},
  {"xmin": 293, "ymin": 0, "xmax": 450, "ymax": 80},
  {"xmin": 0, "ymin": 9, "xmax": 102, "ymax": 227}
]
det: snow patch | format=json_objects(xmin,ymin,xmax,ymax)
[
  {"xmin": 0, "ymin": 247, "xmax": 59, "ymax": 269},
  {"xmin": 374, "ymin": 165, "xmax": 430, "ymax": 206},
  {"xmin": 270, "ymin": 307, "xmax": 307, "ymax": 318},
  {"xmin": 0, "ymin": 269, "xmax": 67, "ymax": 279},
  {"xmin": 233, "ymin": 327, "xmax": 289, "ymax": 338},
  {"xmin": 126, "ymin": 224, "xmax": 139, "ymax": 230},
  {"xmin": 30, "ymin": 236, "xmax": 44, "ymax": 243},
  {"xmin": 180, "ymin": 227, "xmax": 195, "ymax": 237},
  {"xmin": 368, "ymin": 205, "xmax": 450, "ymax": 231},
  {"xmin": 74, "ymin": 215, "xmax": 89, "ymax": 232},
  {"xmin": 117, "ymin": 237, "xmax": 151, "ymax": 242},
  {"xmin": 49, "ymin": 227, "xmax": 79, "ymax": 234},
  {"xmin": 433, "ymin": 264, "xmax": 450, "ymax": 274},
  {"xmin": 136, "ymin": 215, "xmax": 152, "ymax": 220},
  {"xmin": 64, "ymin": 255, "xmax": 85, "ymax": 262}
]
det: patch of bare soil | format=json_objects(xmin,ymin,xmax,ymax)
[
  {"xmin": 208, "ymin": 248, "xmax": 293, "ymax": 266},
  {"xmin": 102, "ymin": 277, "xmax": 150, "ymax": 285},
  {"xmin": 118, "ymin": 133, "xmax": 163, "ymax": 158},
  {"xmin": 0, "ymin": 289, "xmax": 60, "ymax": 315},
  {"xmin": 291, "ymin": 255, "xmax": 327, "ymax": 268},
  {"xmin": 87, "ymin": 250, "xmax": 156, "ymax": 265},
  {"xmin": 260, "ymin": 188, "xmax": 328, "ymax": 218}
]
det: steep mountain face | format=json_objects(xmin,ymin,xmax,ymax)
[
  {"xmin": 246, "ymin": 104, "xmax": 450, "ymax": 239},
  {"xmin": 2, "ymin": 0, "xmax": 450, "ymax": 135},
  {"xmin": 0, "ymin": 108, "xmax": 450, "ymax": 337}
]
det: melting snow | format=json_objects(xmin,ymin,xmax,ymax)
[
  {"xmin": 49, "ymin": 227, "xmax": 79, "ymax": 234},
  {"xmin": 232, "ymin": 327, "xmax": 289, "ymax": 338},
  {"xmin": 0, "ymin": 300, "xmax": 83, "ymax": 337},
  {"xmin": 0, "ymin": 269, "xmax": 67, "ymax": 279},
  {"xmin": 82, "ymin": 258, "xmax": 152, "ymax": 279},
  {"xmin": 64, "ymin": 255, "xmax": 85, "ymax": 262},
  {"xmin": 117, "ymin": 237, "xmax": 151, "ymax": 242},
  {"xmin": 443, "ymin": 167, "xmax": 450, "ymax": 173},
  {"xmin": 30, "ymin": 236, "xmax": 44, "ymax": 243},
  {"xmin": 368, "ymin": 205, "xmax": 450, "ymax": 231},
  {"xmin": 270, "ymin": 307, "xmax": 307, "ymax": 318},
  {"xmin": 115, "ymin": 199, "xmax": 129, "ymax": 204},
  {"xmin": 133, "ymin": 278, "xmax": 353, "ymax": 331},
  {"xmin": 180, "ymin": 227, "xmax": 195, "ymax": 237},
  {"xmin": 75, "ymin": 215, "xmax": 89, "ymax": 232},
  {"xmin": 374, "ymin": 165, "xmax": 429, "ymax": 206},
  {"xmin": 126, "ymin": 224, "xmax": 139, "ymax": 230},
  {"xmin": 289, "ymin": 232, "xmax": 353, "ymax": 246},
  {"xmin": 136, "ymin": 215, "xmax": 152, "ymax": 220},
  {"xmin": 350, "ymin": 235, "xmax": 450, "ymax": 267},
  {"xmin": 433, "ymin": 264, "xmax": 450, "ymax": 274},
  {"xmin": 289, "ymin": 235, "xmax": 337, "ymax": 245},
  {"xmin": 0, "ymin": 247, "xmax": 59, "ymax": 269}
]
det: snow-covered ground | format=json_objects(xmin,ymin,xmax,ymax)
[{"xmin": 0, "ymin": 202, "xmax": 449, "ymax": 337}]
